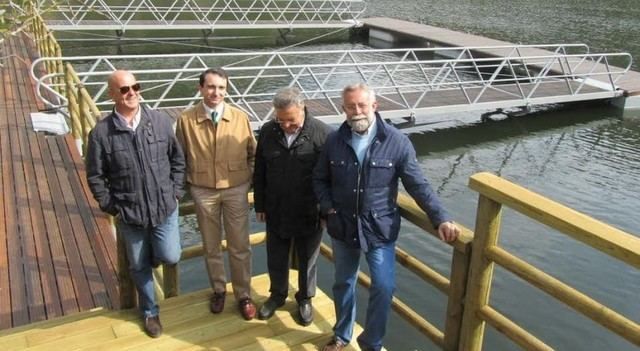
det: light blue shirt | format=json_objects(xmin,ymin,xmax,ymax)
[{"xmin": 351, "ymin": 118, "xmax": 377, "ymax": 165}]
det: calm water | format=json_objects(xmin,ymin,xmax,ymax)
[{"xmin": 59, "ymin": 1, "xmax": 639, "ymax": 349}]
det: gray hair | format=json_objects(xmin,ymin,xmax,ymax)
[
  {"xmin": 272, "ymin": 87, "xmax": 305, "ymax": 109},
  {"xmin": 342, "ymin": 83, "xmax": 376, "ymax": 103}
]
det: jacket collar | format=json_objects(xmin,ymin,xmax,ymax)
[
  {"xmin": 195, "ymin": 101, "xmax": 231, "ymax": 124},
  {"xmin": 110, "ymin": 104, "xmax": 152, "ymax": 132},
  {"xmin": 337, "ymin": 111, "xmax": 387, "ymax": 143}
]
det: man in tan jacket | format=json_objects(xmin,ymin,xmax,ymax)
[{"xmin": 176, "ymin": 68, "xmax": 257, "ymax": 320}]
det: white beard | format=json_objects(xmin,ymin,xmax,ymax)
[{"xmin": 348, "ymin": 113, "xmax": 374, "ymax": 133}]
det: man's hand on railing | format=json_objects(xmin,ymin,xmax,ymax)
[{"xmin": 438, "ymin": 221, "xmax": 460, "ymax": 242}]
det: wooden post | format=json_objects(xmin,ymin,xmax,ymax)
[
  {"xmin": 65, "ymin": 64, "xmax": 81, "ymax": 140},
  {"xmin": 77, "ymin": 86, "xmax": 98, "ymax": 152},
  {"xmin": 116, "ymin": 229, "xmax": 136, "ymax": 309},
  {"xmin": 77, "ymin": 84, "xmax": 89, "ymax": 156},
  {"xmin": 162, "ymin": 264, "xmax": 179, "ymax": 298},
  {"xmin": 34, "ymin": 17, "xmax": 43, "ymax": 55},
  {"xmin": 443, "ymin": 243, "xmax": 472, "ymax": 351},
  {"xmin": 54, "ymin": 44, "xmax": 65, "ymax": 96},
  {"xmin": 458, "ymin": 194, "xmax": 503, "ymax": 351}
]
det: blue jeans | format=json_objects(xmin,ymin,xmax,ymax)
[
  {"xmin": 331, "ymin": 239, "xmax": 396, "ymax": 351},
  {"xmin": 116, "ymin": 207, "xmax": 181, "ymax": 317}
]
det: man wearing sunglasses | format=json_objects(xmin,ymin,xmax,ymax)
[
  {"xmin": 86, "ymin": 70, "xmax": 186, "ymax": 338},
  {"xmin": 176, "ymin": 68, "xmax": 258, "ymax": 320}
]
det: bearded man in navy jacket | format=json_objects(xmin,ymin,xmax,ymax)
[{"xmin": 313, "ymin": 83, "xmax": 460, "ymax": 351}]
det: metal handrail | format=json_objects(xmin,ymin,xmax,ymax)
[
  {"xmin": 33, "ymin": 0, "xmax": 366, "ymax": 30},
  {"xmin": 31, "ymin": 45, "xmax": 632, "ymax": 126}
]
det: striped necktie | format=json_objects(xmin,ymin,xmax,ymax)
[{"xmin": 211, "ymin": 111, "xmax": 218, "ymax": 124}]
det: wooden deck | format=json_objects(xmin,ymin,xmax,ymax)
[
  {"xmin": 0, "ymin": 272, "xmax": 362, "ymax": 351},
  {"xmin": 0, "ymin": 32, "xmax": 119, "ymax": 330},
  {"xmin": 362, "ymin": 17, "xmax": 640, "ymax": 96}
]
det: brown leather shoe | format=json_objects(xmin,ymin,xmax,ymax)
[
  {"xmin": 322, "ymin": 338, "xmax": 347, "ymax": 351},
  {"xmin": 143, "ymin": 315, "xmax": 163, "ymax": 338},
  {"xmin": 210, "ymin": 292, "xmax": 226, "ymax": 314},
  {"xmin": 238, "ymin": 297, "xmax": 256, "ymax": 320}
]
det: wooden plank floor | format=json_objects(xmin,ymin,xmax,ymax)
[
  {"xmin": 0, "ymin": 32, "xmax": 119, "ymax": 330},
  {"xmin": 0, "ymin": 272, "xmax": 363, "ymax": 351}
]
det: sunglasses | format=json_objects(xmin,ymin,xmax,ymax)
[{"xmin": 118, "ymin": 83, "xmax": 141, "ymax": 95}]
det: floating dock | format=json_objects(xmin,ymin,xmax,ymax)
[{"xmin": 362, "ymin": 17, "xmax": 640, "ymax": 109}]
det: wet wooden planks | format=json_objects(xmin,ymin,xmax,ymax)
[{"xmin": 0, "ymin": 32, "xmax": 118, "ymax": 330}]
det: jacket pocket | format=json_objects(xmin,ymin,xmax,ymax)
[
  {"xmin": 367, "ymin": 158, "xmax": 395, "ymax": 188},
  {"xmin": 329, "ymin": 159, "xmax": 348, "ymax": 180},
  {"xmin": 228, "ymin": 160, "xmax": 248, "ymax": 171},
  {"xmin": 108, "ymin": 139, "xmax": 132, "ymax": 171},
  {"xmin": 161, "ymin": 184, "xmax": 177, "ymax": 209},
  {"xmin": 370, "ymin": 207, "xmax": 400, "ymax": 241},
  {"xmin": 147, "ymin": 131, "xmax": 168, "ymax": 163},
  {"xmin": 113, "ymin": 192, "xmax": 140, "ymax": 225}
]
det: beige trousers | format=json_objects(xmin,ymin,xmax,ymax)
[{"xmin": 190, "ymin": 182, "xmax": 252, "ymax": 300}]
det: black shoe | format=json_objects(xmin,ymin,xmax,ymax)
[
  {"xmin": 258, "ymin": 297, "xmax": 285, "ymax": 320},
  {"xmin": 143, "ymin": 315, "xmax": 163, "ymax": 338},
  {"xmin": 298, "ymin": 299, "xmax": 313, "ymax": 326}
]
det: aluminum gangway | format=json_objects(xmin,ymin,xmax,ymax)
[
  {"xmin": 21, "ymin": 0, "xmax": 365, "ymax": 32},
  {"xmin": 31, "ymin": 44, "xmax": 632, "ymax": 129}
]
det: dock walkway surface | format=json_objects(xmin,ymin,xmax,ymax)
[
  {"xmin": 0, "ymin": 32, "xmax": 119, "ymax": 330},
  {"xmin": 362, "ymin": 17, "xmax": 640, "ymax": 96},
  {"xmin": 0, "ymin": 273, "xmax": 360, "ymax": 351}
]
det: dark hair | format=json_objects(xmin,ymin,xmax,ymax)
[{"xmin": 199, "ymin": 68, "xmax": 229, "ymax": 87}]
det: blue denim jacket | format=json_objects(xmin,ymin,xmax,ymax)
[{"xmin": 312, "ymin": 113, "xmax": 450, "ymax": 250}]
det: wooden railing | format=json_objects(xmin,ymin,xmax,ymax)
[
  {"xmin": 29, "ymin": 7, "xmax": 64, "ymax": 96},
  {"xmin": 28, "ymin": 3, "xmax": 101, "ymax": 156},
  {"xmin": 459, "ymin": 172, "xmax": 640, "ymax": 350},
  {"xmin": 150, "ymin": 193, "xmax": 475, "ymax": 351}
]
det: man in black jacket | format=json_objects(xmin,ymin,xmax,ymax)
[
  {"xmin": 86, "ymin": 70, "xmax": 185, "ymax": 338},
  {"xmin": 253, "ymin": 87, "xmax": 332, "ymax": 325}
]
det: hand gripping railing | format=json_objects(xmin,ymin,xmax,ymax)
[
  {"xmin": 33, "ymin": 0, "xmax": 366, "ymax": 30},
  {"xmin": 31, "ymin": 44, "xmax": 631, "ymax": 126}
]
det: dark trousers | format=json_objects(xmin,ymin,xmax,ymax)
[{"xmin": 266, "ymin": 226, "xmax": 323, "ymax": 303}]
